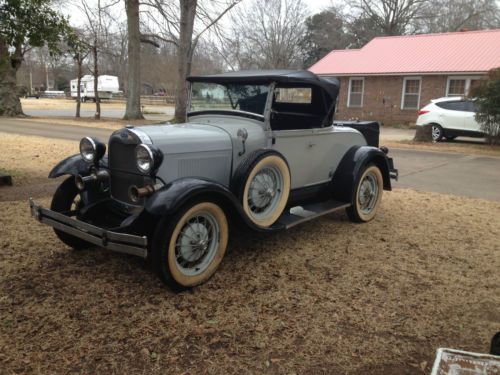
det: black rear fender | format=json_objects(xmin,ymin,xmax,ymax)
[{"xmin": 331, "ymin": 146, "xmax": 392, "ymax": 203}]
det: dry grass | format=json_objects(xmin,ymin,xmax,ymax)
[
  {"xmin": 0, "ymin": 133, "xmax": 77, "ymax": 186},
  {"xmin": 383, "ymin": 140, "xmax": 500, "ymax": 157},
  {"xmin": 1, "ymin": 131, "xmax": 499, "ymax": 374},
  {"xmin": 0, "ymin": 133, "xmax": 80, "ymax": 202},
  {"xmin": 0, "ymin": 190, "xmax": 499, "ymax": 374}
]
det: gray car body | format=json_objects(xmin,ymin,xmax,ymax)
[{"xmin": 135, "ymin": 113, "xmax": 366, "ymax": 190}]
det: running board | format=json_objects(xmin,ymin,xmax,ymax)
[{"xmin": 274, "ymin": 200, "xmax": 351, "ymax": 229}]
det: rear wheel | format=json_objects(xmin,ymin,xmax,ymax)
[
  {"xmin": 152, "ymin": 201, "xmax": 229, "ymax": 290},
  {"xmin": 431, "ymin": 124, "xmax": 444, "ymax": 142},
  {"xmin": 346, "ymin": 164, "xmax": 384, "ymax": 223},
  {"xmin": 50, "ymin": 177, "xmax": 92, "ymax": 250}
]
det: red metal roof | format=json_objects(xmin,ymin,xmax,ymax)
[{"xmin": 309, "ymin": 29, "xmax": 500, "ymax": 76}]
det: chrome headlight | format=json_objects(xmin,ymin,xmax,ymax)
[
  {"xmin": 135, "ymin": 144, "xmax": 163, "ymax": 174},
  {"xmin": 79, "ymin": 137, "xmax": 106, "ymax": 164}
]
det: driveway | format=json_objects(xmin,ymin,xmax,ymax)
[
  {"xmin": 1, "ymin": 118, "xmax": 499, "ymax": 201},
  {"xmin": 391, "ymin": 149, "xmax": 500, "ymax": 201}
]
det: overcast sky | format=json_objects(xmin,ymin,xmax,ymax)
[{"xmin": 64, "ymin": 0, "xmax": 337, "ymax": 28}]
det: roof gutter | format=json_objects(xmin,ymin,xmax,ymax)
[{"xmin": 315, "ymin": 71, "xmax": 488, "ymax": 77}]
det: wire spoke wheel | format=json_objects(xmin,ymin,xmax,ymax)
[
  {"xmin": 247, "ymin": 166, "xmax": 283, "ymax": 216},
  {"xmin": 173, "ymin": 211, "xmax": 220, "ymax": 276},
  {"xmin": 358, "ymin": 173, "xmax": 379, "ymax": 215},
  {"xmin": 50, "ymin": 176, "xmax": 92, "ymax": 250},
  {"xmin": 238, "ymin": 151, "xmax": 291, "ymax": 228},
  {"xmin": 153, "ymin": 201, "xmax": 229, "ymax": 289},
  {"xmin": 346, "ymin": 165, "xmax": 384, "ymax": 223}
]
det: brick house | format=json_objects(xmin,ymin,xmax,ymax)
[{"xmin": 309, "ymin": 29, "xmax": 500, "ymax": 125}]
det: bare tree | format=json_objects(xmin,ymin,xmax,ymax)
[
  {"xmin": 124, "ymin": 0, "xmax": 144, "ymax": 119},
  {"xmin": 356, "ymin": 0, "xmax": 427, "ymax": 35},
  {"xmin": 417, "ymin": 0, "xmax": 500, "ymax": 33},
  {"xmin": 141, "ymin": 0, "xmax": 241, "ymax": 122},
  {"xmin": 67, "ymin": 31, "xmax": 90, "ymax": 117},
  {"xmin": 78, "ymin": 0, "xmax": 115, "ymax": 119},
  {"xmin": 223, "ymin": 0, "xmax": 309, "ymax": 70}
]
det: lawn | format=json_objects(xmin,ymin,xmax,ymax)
[{"xmin": 0, "ymin": 133, "xmax": 499, "ymax": 374}]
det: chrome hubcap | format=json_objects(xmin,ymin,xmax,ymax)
[
  {"xmin": 358, "ymin": 173, "xmax": 379, "ymax": 214},
  {"xmin": 174, "ymin": 212, "xmax": 220, "ymax": 276},
  {"xmin": 248, "ymin": 166, "xmax": 283, "ymax": 219}
]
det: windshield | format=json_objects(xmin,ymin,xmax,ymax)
[{"xmin": 189, "ymin": 82, "xmax": 269, "ymax": 116}]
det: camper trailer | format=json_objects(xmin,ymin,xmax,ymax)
[{"xmin": 70, "ymin": 75, "xmax": 120, "ymax": 102}]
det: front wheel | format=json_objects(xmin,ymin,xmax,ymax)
[
  {"xmin": 151, "ymin": 201, "xmax": 229, "ymax": 290},
  {"xmin": 50, "ymin": 177, "xmax": 92, "ymax": 250},
  {"xmin": 346, "ymin": 164, "xmax": 384, "ymax": 223}
]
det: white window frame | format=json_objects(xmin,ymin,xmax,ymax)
[
  {"xmin": 347, "ymin": 77, "xmax": 364, "ymax": 108},
  {"xmin": 400, "ymin": 76, "xmax": 422, "ymax": 110},
  {"xmin": 446, "ymin": 76, "xmax": 482, "ymax": 97}
]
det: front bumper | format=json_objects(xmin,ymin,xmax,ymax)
[
  {"xmin": 388, "ymin": 157, "xmax": 398, "ymax": 180},
  {"xmin": 29, "ymin": 198, "xmax": 148, "ymax": 258}
]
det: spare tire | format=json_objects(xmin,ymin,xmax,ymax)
[{"xmin": 232, "ymin": 150, "xmax": 291, "ymax": 228}]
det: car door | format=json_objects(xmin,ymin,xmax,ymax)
[
  {"xmin": 269, "ymin": 85, "xmax": 336, "ymax": 189},
  {"xmin": 437, "ymin": 101, "xmax": 465, "ymax": 131},
  {"xmin": 272, "ymin": 127, "xmax": 339, "ymax": 189},
  {"xmin": 462, "ymin": 101, "xmax": 481, "ymax": 132}
]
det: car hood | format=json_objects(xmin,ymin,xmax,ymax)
[{"xmin": 135, "ymin": 123, "xmax": 232, "ymax": 154}]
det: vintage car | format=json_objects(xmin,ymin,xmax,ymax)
[{"xmin": 30, "ymin": 70, "xmax": 398, "ymax": 290}]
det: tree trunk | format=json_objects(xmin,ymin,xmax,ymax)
[
  {"xmin": 76, "ymin": 55, "xmax": 82, "ymax": 118},
  {"xmin": 414, "ymin": 124, "xmax": 433, "ymax": 142},
  {"xmin": 174, "ymin": 0, "xmax": 197, "ymax": 123},
  {"xmin": 124, "ymin": 0, "xmax": 144, "ymax": 120},
  {"xmin": 0, "ymin": 38, "xmax": 23, "ymax": 116},
  {"xmin": 93, "ymin": 44, "xmax": 101, "ymax": 119}
]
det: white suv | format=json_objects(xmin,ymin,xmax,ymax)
[{"xmin": 416, "ymin": 97, "xmax": 483, "ymax": 141}]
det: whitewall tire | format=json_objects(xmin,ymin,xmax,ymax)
[
  {"xmin": 346, "ymin": 164, "xmax": 384, "ymax": 223},
  {"xmin": 152, "ymin": 201, "xmax": 229, "ymax": 290},
  {"xmin": 234, "ymin": 150, "xmax": 291, "ymax": 228}
]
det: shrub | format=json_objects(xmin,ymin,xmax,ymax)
[{"xmin": 471, "ymin": 68, "xmax": 500, "ymax": 145}]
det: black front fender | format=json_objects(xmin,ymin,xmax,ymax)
[
  {"xmin": 48, "ymin": 154, "xmax": 89, "ymax": 178},
  {"xmin": 144, "ymin": 177, "xmax": 278, "ymax": 232},
  {"xmin": 332, "ymin": 146, "xmax": 392, "ymax": 203},
  {"xmin": 48, "ymin": 155, "xmax": 108, "ymax": 179}
]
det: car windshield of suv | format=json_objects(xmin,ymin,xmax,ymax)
[{"xmin": 189, "ymin": 82, "xmax": 269, "ymax": 116}]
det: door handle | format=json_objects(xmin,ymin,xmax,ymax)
[{"xmin": 308, "ymin": 142, "xmax": 316, "ymax": 148}]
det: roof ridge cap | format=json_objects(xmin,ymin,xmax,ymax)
[{"xmin": 370, "ymin": 28, "xmax": 500, "ymax": 41}]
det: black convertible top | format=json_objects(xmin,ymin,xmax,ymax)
[{"xmin": 187, "ymin": 70, "xmax": 339, "ymax": 99}]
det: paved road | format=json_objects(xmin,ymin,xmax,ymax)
[
  {"xmin": 1, "ymin": 118, "xmax": 499, "ymax": 201},
  {"xmin": 0, "ymin": 118, "xmax": 113, "ymax": 141}
]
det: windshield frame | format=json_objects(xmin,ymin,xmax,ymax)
[{"xmin": 187, "ymin": 81, "xmax": 272, "ymax": 122}]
